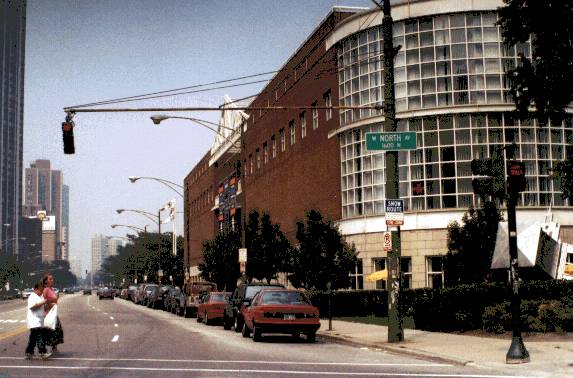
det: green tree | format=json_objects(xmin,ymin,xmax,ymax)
[
  {"xmin": 199, "ymin": 230, "xmax": 240, "ymax": 291},
  {"xmin": 444, "ymin": 202, "xmax": 503, "ymax": 285},
  {"xmin": 0, "ymin": 254, "xmax": 21, "ymax": 288},
  {"xmin": 498, "ymin": 0, "xmax": 573, "ymax": 121},
  {"xmin": 245, "ymin": 210, "xmax": 292, "ymax": 283},
  {"xmin": 289, "ymin": 210, "xmax": 357, "ymax": 291}
]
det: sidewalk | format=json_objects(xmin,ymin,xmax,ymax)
[{"xmin": 317, "ymin": 319, "xmax": 573, "ymax": 377}]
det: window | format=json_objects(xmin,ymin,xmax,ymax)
[
  {"xmin": 300, "ymin": 112, "xmax": 307, "ymax": 138},
  {"xmin": 401, "ymin": 257, "xmax": 412, "ymax": 289},
  {"xmin": 372, "ymin": 258, "xmax": 386, "ymax": 290},
  {"xmin": 280, "ymin": 128, "xmax": 286, "ymax": 152},
  {"xmin": 271, "ymin": 135, "xmax": 276, "ymax": 158},
  {"xmin": 256, "ymin": 149, "xmax": 260, "ymax": 169},
  {"xmin": 324, "ymin": 91, "xmax": 332, "ymax": 121},
  {"xmin": 350, "ymin": 259, "xmax": 364, "ymax": 290},
  {"xmin": 249, "ymin": 154, "xmax": 253, "ymax": 175},
  {"xmin": 427, "ymin": 256, "xmax": 444, "ymax": 288},
  {"xmin": 312, "ymin": 102, "xmax": 319, "ymax": 130},
  {"xmin": 263, "ymin": 142, "xmax": 268, "ymax": 164},
  {"xmin": 289, "ymin": 121, "xmax": 295, "ymax": 145}
]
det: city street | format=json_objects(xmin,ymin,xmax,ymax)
[{"xmin": 0, "ymin": 294, "xmax": 531, "ymax": 377}]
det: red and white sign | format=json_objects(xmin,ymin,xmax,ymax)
[{"xmin": 383, "ymin": 232, "xmax": 392, "ymax": 252}]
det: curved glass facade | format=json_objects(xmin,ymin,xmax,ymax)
[{"xmin": 338, "ymin": 11, "xmax": 572, "ymax": 219}]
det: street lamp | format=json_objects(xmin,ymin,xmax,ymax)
[
  {"xmin": 151, "ymin": 114, "xmax": 247, "ymax": 275},
  {"xmin": 128, "ymin": 176, "xmax": 183, "ymax": 198},
  {"xmin": 116, "ymin": 208, "xmax": 161, "ymax": 226},
  {"xmin": 111, "ymin": 224, "xmax": 147, "ymax": 233}
]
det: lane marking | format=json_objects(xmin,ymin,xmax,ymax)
[
  {"xmin": 114, "ymin": 324, "xmax": 118, "ymax": 327},
  {"xmin": 0, "ymin": 366, "xmax": 532, "ymax": 377},
  {"xmin": 0, "ymin": 356, "xmax": 450, "ymax": 367},
  {"xmin": 111, "ymin": 335, "xmax": 119, "ymax": 342},
  {"xmin": 109, "ymin": 316, "xmax": 114, "ymax": 320},
  {"xmin": 104, "ymin": 312, "xmax": 108, "ymax": 315},
  {"xmin": 0, "ymin": 325, "xmax": 27, "ymax": 341}
]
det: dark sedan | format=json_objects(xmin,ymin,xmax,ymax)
[
  {"xmin": 242, "ymin": 289, "xmax": 320, "ymax": 342},
  {"xmin": 98, "ymin": 287, "xmax": 115, "ymax": 300}
]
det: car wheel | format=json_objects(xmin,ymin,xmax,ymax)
[
  {"xmin": 306, "ymin": 332, "xmax": 316, "ymax": 343},
  {"xmin": 98, "ymin": 296, "xmax": 102, "ymax": 300},
  {"xmin": 291, "ymin": 332, "xmax": 300, "ymax": 339},
  {"xmin": 223, "ymin": 315, "xmax": 231, "ymax": 330},
  {"xmin": 252, "ymin": 324, "xmax": 262, "ymax": 342},
  {"xmin": 197, "ymin": 312, "xmax": 202, "ymax": 323},
  {"xmin": 234, "ymin": 315, "xmax": 242, "ymax": 333},
  {"xmin": 242, "ymin": 323, "xmax": 250, "ymax": 338}
]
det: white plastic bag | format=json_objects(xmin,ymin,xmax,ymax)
[{"xmin": 44, "ymin": 304, "xmax": 58, "ymax": 330}]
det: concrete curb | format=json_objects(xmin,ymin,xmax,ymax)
[{"xmin": 317, "ymin": 331, "xmax": 474, "ymax": 367}]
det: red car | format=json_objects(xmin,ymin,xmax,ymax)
[
  {"xmin": 241, "ymin": 289, "xmax": 320, "ymax": 342},
  {"xmin": 196, "ymin": 292, "xmax": 231, "ymax": 325}
]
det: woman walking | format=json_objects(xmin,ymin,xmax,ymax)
[{"xmin": 42, "ymin": 273, "xmax": 64, "ymax": 353}]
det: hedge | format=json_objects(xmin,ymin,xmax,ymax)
[{"xmin": 307, "ymin": 280, "xmax": 573, "ymax": 333}]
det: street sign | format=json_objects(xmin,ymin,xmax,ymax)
[
  {"xmin": 366, "ymin": 132, "xmax": 417, "ymax": 151},
  {"xmin": 239, "ymin": 248, "xmax": 247, "ymax": 263},
  {"xmin": 385, "ymin": 199, "xmax": 404, "ymax": 226},
  {"xmin": 383, "ymin": 232, "xmax": 392, "ymax": 251}
]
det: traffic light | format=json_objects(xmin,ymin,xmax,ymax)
[
  {"xmin": 471, "ymin": 156, "xmax": 506, "ymax": 202},
  {"xmin": 507, "ymin": 161, "xmax": 526, "ymax": 194},
  {"xmin": 62, "ymin": 121, "xmax": 75, "ymax": 154}
]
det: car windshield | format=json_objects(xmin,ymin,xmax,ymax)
[
  {"xmin": 261, "ymin": 291, "xmax": 311, "ymax": 305},
  {"xmin": 209, "ymin": 294, "xmax": 228, "ymax": 302},
  {"xmin": 245, "ymin": 285, "xmax": 282, "ymax": 299}
]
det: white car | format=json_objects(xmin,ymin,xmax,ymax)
[{"xmin": 21, "ymin": 288, "xmax": 34, "ymax": 299}]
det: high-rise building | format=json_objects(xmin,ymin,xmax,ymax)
[
  {"xmin": 68, "ymin": 256, "xmax": 82, "ymax": 279},
  {"xmin": 24, "ymin": 160, "xmax": 66, "ymax": 259},
  {"xmin": 62, "ymin": 185, "xmax": 70, "ymax": 260},
  {"xmin": 0, "ymin": 0, "xmax": 26, "ymax": 257},
  {"xmin": 91, "ymin": 234, "xmax": 108, "ymax": 274}
]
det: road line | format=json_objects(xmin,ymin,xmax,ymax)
[
  {"xmin": 104, "ymin": 312, "xmax": 108, "ymax": 315},
  {"xmin": 111, "ymin": 335, "xmax": 119, "ymax": 342},
  {"xmin": 0, "ymin": 365, "xmax": 533, "ymax": 377},
  {"xmin": 109, "ymin": 316, "xmax": 114, "ymax": 320},
  {"xmin": 0, "ymin": 325, "xmax": 27, "ymax": 341},
  {"xmin": 0, "ymin": 356, "xmax": 450, "ymax": 367},
  {"xmin": 114, "ymin": 324, "xmax": 118, "ymax": 327}
]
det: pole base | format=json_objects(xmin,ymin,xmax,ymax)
[{"xmin": 506, "ymin": 336, "xmax": 530, "ymax": 364}]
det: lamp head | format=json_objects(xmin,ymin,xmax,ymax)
[
  {"xmin": 128, "ymin": 176, "xmax": 140, "ymax": 183},
  {"xmin": 111, "ymin": 225, "xmax": 117, "ymax": 228},
  {"xmin": 116, "ymin": 209, "xmax": 124, "ymax": 214},
  {"xmin": 150, "ymin": 115, "xmax": 169, "ymax": 125}
]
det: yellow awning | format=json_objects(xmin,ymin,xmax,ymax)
[{"xmin": 365, "ymin": 269, "xmax": 388, "ymax": 282}]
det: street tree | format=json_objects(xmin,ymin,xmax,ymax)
[
  {"xmin": 498, "ymin": 0, "xmax": 573, "ymax": 198},
  {"xmin": 199, "ymin": 230, "xmax": 241, "ymax": 291},
  {"xmin": 289, "ymin": 210, "xmax": 357, "ymax": 291},
  {"xmin": 245, "ymin": 210, "xmax": 292, "ymax": 283},
  {"xmin": 444, "ymin": 201, "xmax": 503, "ymax": 285}
]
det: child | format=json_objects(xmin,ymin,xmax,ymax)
[{"xmin": 25, "ymin": 282, "xmax": 50, "ymax": 360}]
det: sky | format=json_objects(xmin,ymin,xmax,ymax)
[{"xmin": 24, "ymin": 0, "xmax": 375, "ymax": 274}]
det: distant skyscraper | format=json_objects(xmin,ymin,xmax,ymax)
[
  {"xmin": 91, "ymin": 235, "xmax": 124, "ymax": 274},
  {"xmin": 0, "ymin": 0, "xmax": 26, "ymax": 257},
  {"xmin": 24, "ymin": 160, "xmax": 65, "ymax": 259},
  {"xmin": 108, "ymin": 238, "xmax": 124, "ymax": 258},
  {"xmin": 62, "ymin": 185, "xmax": 69, "ymax": 260},
  {"xmin": 68, "ymin": 256, "xmax": 82, "ymax": 279}
]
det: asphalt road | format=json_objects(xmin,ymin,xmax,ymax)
[{"xmin": 0, "ymin": 295, "xmax": 530, "ymax": 377}]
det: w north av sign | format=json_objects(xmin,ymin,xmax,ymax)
[{"xmin": 366, "ymin": 132, "xmax": 417, "ymax": 151}]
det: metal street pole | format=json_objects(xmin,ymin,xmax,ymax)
[
  {"xmin": 158, "ymin": 209, "xmax": 162, "ymax": 285},
  {"xmin": 506, "ymin": 173, "xmax": 530, "ymax": 363},
  {"xmin": 381, "ymin": 0, "xmax": 403, "ymax": 343}
]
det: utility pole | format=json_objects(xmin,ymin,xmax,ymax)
[{"xmin": 381, "ymin": 0, "xmax": 403, "ymax": 343}]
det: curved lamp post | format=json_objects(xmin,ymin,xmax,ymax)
[
  {"xmin": 111, "ymin": 224, "xmax": 147, "ymax": 233},
  {"xmin": 116, "ymin": 208, "xmax": 161, "ymax": 226},
  {"xmin": 128, "ymin": 176, "xmax": 183, "ymax": 198}
]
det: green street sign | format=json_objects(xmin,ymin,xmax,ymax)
[{"xmin": 366, "ymin": 132, "xmax": 417, "ymax": 151}]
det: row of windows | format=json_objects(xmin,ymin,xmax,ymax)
[
  {"xmin": 190, "ymin": 185, "xmax": 214, "ymax": 215},
  {"xmin": 340, "ymin": 113, "xmax": 572, "ymax": 218},
  {"xmin": 349, "ymin": 256, "xmax": 444, "ymax": 290},
  {"xmin": 337, "ymin": 11, "xmax": 533, "ymax": 125},
  {"xmin": 246, "ymin": 92, "xmax": 332, "ymax": 176}
]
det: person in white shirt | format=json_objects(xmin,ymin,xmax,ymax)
[{"xmin": 25, "ymin": 282, "xmax": 50, "ymax": 360}]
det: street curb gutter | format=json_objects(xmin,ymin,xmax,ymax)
[{"xmin": 317, "ymin": 331, "xmax": 473, "ymax": 367}]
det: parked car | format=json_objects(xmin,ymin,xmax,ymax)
[
  {"xmin": 241, "ymin": 289, "xmax": 320, "ymax": 342},
  {"xmin": 134, "ymin": 284, "xmax": 148, "ymax": 305},
  {"xmin": 127, "ymin": 285, "xmax": 138, "ymax": 302},
  {"xmin": 119, "ymin": 288, "xmax": 128, "ymax": 299},
  {"xmin": 147, "ymin": 285, "xmax": 171, "ymax": 309},
  {"xmin": 83, "ymin": 287, "xmax": 92, "ymax": 295},
  {"xmin": 142, "ymin": 284, "xmax": 159, "ymax": 307},
  {"xmin": 98, "ymin": 287, "xmax": 115, "ymax": 300},
  {"xmin": 21, "ymin": 288, "xmax": 34, "ymax": 300},
  {"xmin": 180, "ymin": 281, "xmax": 217, "ymax": 318},
  {"xmin": 197, "ymin": 292, "xmax": 231, "ymax": 325},
  {"xmin": 0, "ymin": 288, "xmax": 19, "ymax": 300},
  {"xmin": 223, "ymin": 281, "xmax": 285, "ymax": 332},
  {"xmin": 164, "ymin": 286, "xmax": 183, "ymax": 314}
]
